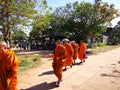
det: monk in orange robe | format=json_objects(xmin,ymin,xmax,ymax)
[
  {"xmin": 71, "ymin": 41, "xmax": 79, "ymax": 64},
  {"xmin": 0, "ymin": 41, "xmax": 19, "ymax": 90},
  {"xmin": 63, "ymin": 39, "xmax": 73, "ymax": 70},
  {"xmin": 78, "ymin": 40, "xmax": 87, "ymax": 63},
  {"xmin": 52, "ymin": 40, "xmax": 66, "ymax": 87}
]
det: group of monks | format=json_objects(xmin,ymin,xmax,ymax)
[
  {"xmin": 0, "ymin": 40, "xmax": 87, "ymax": 89},
  {"xmin": 52, "ymin": 39, "xmax": 87, "ymax": 87},
  {"xmin": 0, "ymin": 41, "xmax": 19, "ymax": 90}
]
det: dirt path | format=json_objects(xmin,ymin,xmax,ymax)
[{"xmin": 18, "ymin": 48, "xmax": 120, "ymax": 90}]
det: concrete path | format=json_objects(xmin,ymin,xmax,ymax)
[{"xmin": 18, "ymin": 48, "xmax": 120, "ymax": 90}]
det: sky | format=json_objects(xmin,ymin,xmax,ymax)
[
  {"xmin": 46, "ymin": 0, "xmax": 120, "ymax": 27},
  {"xmin": 46, "ymin": 0, "xmax": 120, "ymax": 10}
]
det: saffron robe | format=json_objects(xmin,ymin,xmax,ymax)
[
  {"xmin": 0, "ymin": 49, "xmax": 19, "ymax": 90},
  {"xmin": 52, "ymin": 45, "xmax": 66, "ymax": 81},
  {"xmin": 78, "ymin": 42, "xmax": 87, "ymax": 61},
  {"xmin": 71, "ymin": 43, "xmax": 79, "ymax": 60},
  {"xmin": 64, "ymin": 43, "xmax": 73, "ymax": 66}
]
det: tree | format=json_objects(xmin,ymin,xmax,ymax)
[
  {"xmin": 29, "ymin": 0, "xmax": 52, "ymax": 45},
  {"xmin": 12, "ymin": 30, "xmax": 28, "ymax": 42},
  {"xmin": 108, "ymin": 21, "xmax": 120, "ymax": 45},
  {"xmin": 48, "ymin": 1, "xmax": 119, "ymax": 42},
  {"xmin": 0, "ymin": 0, "xmax": 37, "ymax": 46}
]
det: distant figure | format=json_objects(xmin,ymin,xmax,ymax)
[
  {"xmin": 22, "ymin": 42, "xmax": 26, "ymax": 50},
  {"xmin": 71, "ymin": 41, "xmax": 79, "ymax": 64},
  {"xmin": 19, "ymin": 42, "xmax": 22, "ymax": 50},
  {"xmin": 0, "ymin": 41, "xmax": 19, "ymax": 90},
  {"xmin": 52, "ymin": 40, "xmax": 66, "ymax": 87},
  {"xmin": 62, "ymin": 39, "xmax": 73, "ymax": 71},
  {"xmin": 78, "ymin": 40, "xmax": 87, "ymax": 63}
]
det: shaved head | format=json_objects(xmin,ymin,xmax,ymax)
[
  {"xmin": 0, "ymin": 41, "xmax": 7, "ymax": 47},
  {"xmin": 0, "ymin": 41, "xmax": 8, "ymax": 55}
]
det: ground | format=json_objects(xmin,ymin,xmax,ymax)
[{"xmin": 17, "ymin": 48, "xmax": 120, "ymax": 90}]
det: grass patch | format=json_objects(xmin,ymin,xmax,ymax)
[
  {"xmin": 97, "ymin": 42, "xmax": 106, "ymax": 47},
  {"xmin": 91, "ymin": 44, "xmax": 120, "ymax": 54},
  {"xmin": 18, "ymin": 54, "xmax": 42, "ymax": 71}
]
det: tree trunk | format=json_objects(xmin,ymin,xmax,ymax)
[{"xmin": 8, "ymin": 31, "xmax": 12, "ymax": 48}]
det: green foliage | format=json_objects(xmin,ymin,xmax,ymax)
[
  {"xmin": 12, "ymin": 30, "xmax": 28, "ymax": 41},
  {"xmin": 32, "ymin": 54, "xmax": 41, "ymax": 62},
  {"xmin": 18, "ymin": 54, "xmax": 41, "ymax": 70},
  {"xmin": 19, "ymin": 55, "xmax": 31, "ymax": 67},
  {"xmin": 97, "ymin": 42, "xmax": 106, "ymax": 47},
  {"xmin": 107, "ymin": 21, "xmax": 120, "ymax": 45},
  {"xmin": 0, "ymin": 0, "xmax": 37, "ymax": 45},
  {"xmin": 29, "ymin": 0, "xmax": 52, "ymax": 43},
  {"xmin": 20, "ymin": 59, "xmax": 31, "ymax": 67},
  {"xmin": 47, "ymin": 1, "xmax": 119, "ymax": 42}
]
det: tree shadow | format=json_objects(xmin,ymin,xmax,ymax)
[
  {"xmin": 86, "ymin": 51, "xmax": 96, "ymax": 56},
  {"xmin": 100, "ymin": 73, "xmax": 120, "ymax": 78},
  {"xmin": 100, "ymin": 69, "xmax": 120, "ymax": 78},
  {"xmin": 111, "ymin": 64, "xmax": 116, "ymax": 65},
  {"xmin": 38, "ymin": 70, "xmax": 54, "ymax": 76},
  {"xmin": 20, "ymin": 81, "xmax": 57, "ymax": 90},
  {"xmin": 118, "ymin": 61, "xmax": 120, "ymax": 64}
]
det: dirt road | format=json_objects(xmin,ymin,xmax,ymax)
[{"xmin": 18, "ymin": 48, "xmax": 120, "ymax": 90}]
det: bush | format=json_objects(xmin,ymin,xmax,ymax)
[
  {"xmin": 19, "ymin": 55, "xmax": 31, "ymax": 67},
  {"xmin": 20, "ymin": 59, "xmax": 31, "ymax": 67},
  {"xmin": 32, "ymin": 54, "xmax": 40, "ymax": 62},
  {"xmin": 97, "ymin": 42, "xmax": 106, "ymax": 47}
]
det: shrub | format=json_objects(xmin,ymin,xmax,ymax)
[
  {"xmin": 19, "ymin": 55, "xmax": 31, "ymax": 67},
  {"xmin": 32, "ymin": 54, "xmax": 40, "ymax": 62},
  {"xmin": 97, "ymin": 42, "xmax": 106, "ymax": 47},
  {"xmin": 20, "ymin": 59, "xmax": 31, "ymax": 67}
]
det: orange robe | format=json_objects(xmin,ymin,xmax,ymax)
[
  {"xmin": 64, "ymin": 43, "xmax": 73, "ymax": 66},
  {"xmin": 52, "ymin": 45, "xmax": 66, "ymax": 81},
  {"xmin": 0, "ymin": 49, "xmax": 19, "ymax": 90},
  {"xmin": 78, "ymin": 42, "xmax": 87, "ymax": 61},
  {"xmin": 71, "ymin": 43, "xmax": 79, "ymax": 60}
]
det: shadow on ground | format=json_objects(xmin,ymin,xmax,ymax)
[
  {"xmin": 72, "ymin": 62, "xmax": 83, "ymax": 66},
  {"xmin": 38, "ymin": 61, "xmax": 84, "ymax": 76},
  {"xmin": 100, "ymin": 69, "xmax": 120, "ymax": 78},
  {"xmin": 86, "ymin": 51, "xmax": 96, "ymax": 55},
  {"xmin": 118, "ymin": 61, "xmax": 120, "ymax": 64},
  {"xmin": 20, "ymin": 81, "xmax": 57, "ymax": 90},
  {"xmin": 38, "ymin": 70, "xmax": 54, "ymax": 76}
]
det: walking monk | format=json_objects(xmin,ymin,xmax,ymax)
[
  {"xmin": 52, "ymin": 40, "xmax": 66, "ymax": 87},
  {"xmin": 78, "ymin": 40, "xmax": 87, "ymax": 63},
  {"xmin": 71, "ymin": 41, "xmax": 79, "ymax": 64},
  {"xmin": 62, "ymin": 39, "xmax": 73, "ymax": 70},
  {"xmin": 0, "ymin": 41, "xmax": 19, "ymax": 90}
]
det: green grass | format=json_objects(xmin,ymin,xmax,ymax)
[
  {"xmin": 97, "ymin": 42, "xmax": 106, "ymax": 47},
  {"xmin": 91, "ymin": 44, "xmax": 120, "ymax": 54},
  {"xmin": 18, "ymin": 54, "xmax": 42, "ymax": 71}
]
